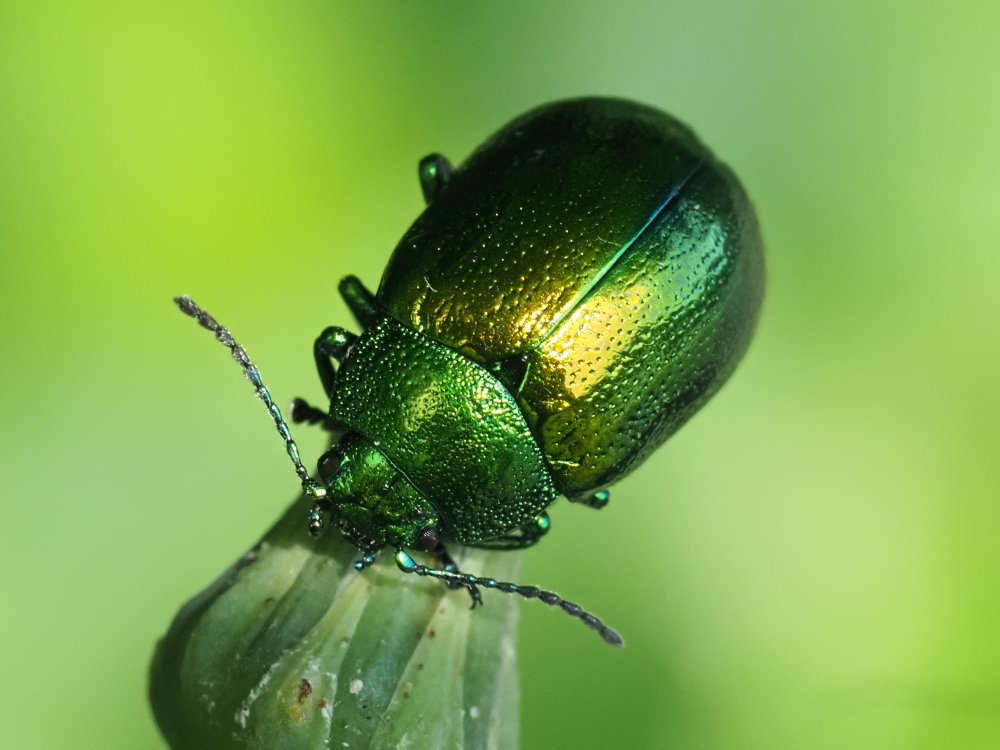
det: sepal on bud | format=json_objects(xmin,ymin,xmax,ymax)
[{"xmin": 150, "ymin": 495, "xmax": 521, "ymax": 749}]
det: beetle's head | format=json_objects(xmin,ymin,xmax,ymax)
[{"xmin": 312, "ymin": 432, "xmax": 440, "ymax": 553}]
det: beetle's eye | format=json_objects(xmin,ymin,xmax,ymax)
[
  {"xmin": 415, "ymin": 527, "xmax": 440, "ymax": 552},
  {"xmin": 317, "ymin": 447, "xmax": 344, "ymax": 483}
]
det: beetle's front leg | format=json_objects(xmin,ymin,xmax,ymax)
[
  {"xmin": 395, "ymin": 547, "xmax": 482, "ymax": 609},
  {"xmin": 293, "ymin": 325, "xmax": 357, "ymax": 426},
  {"xmin": 313, "ymin": 326, "xmax": 356, "ymax": 396},
  {"xmin": 432, "ymin": 543, "xmax": 482, "ymax": 608},
  {"xmin": 307, "ymin": 496, "xmax": 334, "ymax": 536}
]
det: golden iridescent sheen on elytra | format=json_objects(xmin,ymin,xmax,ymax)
[{"xmin": 176, "ymin": 97, "xmax": 764, "ymax": 646}]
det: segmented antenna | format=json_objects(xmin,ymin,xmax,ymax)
[
  {"xmin": 173, "ymin": 295, "xmax": 327, "ymax": 504},
  {"xmin": 395, "ymin": 551, "xmax": 623, "ymax": 646}
]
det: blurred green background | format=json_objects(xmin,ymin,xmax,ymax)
[{"xmin": 2, "ymin": 2, "xmax": 998, "ymax": 748}]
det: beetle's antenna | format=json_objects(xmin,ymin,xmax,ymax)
[
  {"xmin": 174, "ymin": 296, "xmax": 328, "ymax": 507},
  {"xmin": 395, "ymin": 551, "xmax": 623, "ymax": 646}
]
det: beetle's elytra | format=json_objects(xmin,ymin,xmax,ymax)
[{"xmin": 177, "ymin": 97, "xmax": 764, "ymax": 645}]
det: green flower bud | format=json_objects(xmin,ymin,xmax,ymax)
[{"xmin": 150, "ymin": 495, "xmax": 521, "ymax": 749}]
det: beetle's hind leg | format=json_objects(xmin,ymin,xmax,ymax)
[{"xmin": 418, "ymin": 153, "xmax": 453, "ymax": 203}]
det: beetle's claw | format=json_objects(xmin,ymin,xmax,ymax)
[
  {"xmin": 468, "ymin": 585, "xmax": 483, "ymax": 608},
  {"xmin": 307, "ymin": 497, "xmax": 333, "ymax": 537},
  {"xmin": 290, "ymin": 397, "xmax": 327, "ymax": 425}
]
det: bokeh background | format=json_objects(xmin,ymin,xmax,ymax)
[{"xmin": 2, "ymin": 2, "xmax": 998, "ymax": 748}]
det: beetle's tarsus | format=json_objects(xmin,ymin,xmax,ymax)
[
  {"xmin": 569, "ymin": 489, "xmax": 610, "ymax": 510},
  {"xmin": 468, "ymin": 585, "xmax": 483, "ymax": 608},
  {"xmin": 290, "ymin": 397, "xmax": 334, "ymax": 429}
]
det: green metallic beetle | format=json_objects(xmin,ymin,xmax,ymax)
[{"xmin": 177, "ymin": 97, "xmax": 764, "ymax": 645}]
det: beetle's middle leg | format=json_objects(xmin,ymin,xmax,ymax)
[
  {"xmin": 338, "ymin": 276, "xmax": 380, "ymax": 329},
  {"xmin": 467, "ymin": 512, "xmax": 551, "ymax": 550}
]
